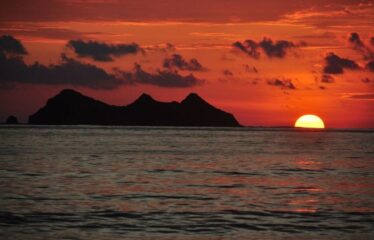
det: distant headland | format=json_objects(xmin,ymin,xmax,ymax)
[{"xmin": 28, "ymin": 89, "xmax": 241, "ymax": 127}]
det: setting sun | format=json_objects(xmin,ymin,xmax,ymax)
[{"xmin": 295, "ymin": 115, "xmax": 325, "ymax": 129}]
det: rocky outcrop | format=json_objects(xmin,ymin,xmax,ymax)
[{"xmin": 5, "ymin": 115, "xmax": 18, "ymax": 124}]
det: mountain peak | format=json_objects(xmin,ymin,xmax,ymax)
[
  {"xmin": 46, "ymin": 88, "xmax": 106, "ymax": 108},
  {"xmin": 186, "ymin": 92, "xmax": 202, "ymax": 100},
  {"xmin": 182, "ymin": 92, "xmax": 208, "ymax": 105},
  {"xmin": 132, "ymin": 93, "xmax": 156, "ymax": 105},
  {"xmin": 53, "ymin": 89, "xmax": 85, "ymax": 101},
  {"xmin": 139, "ymin": 93, "xmax": 153, "ymax": 100},
  {"xmin": 58, "ymin": 89, "xmax": 82, "ymax": 96}
]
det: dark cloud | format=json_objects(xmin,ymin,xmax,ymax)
[
  {"xmin": 323, "ymin": 52, "xmax": 360, "ymax": 74},
  {"xmin": 259, "ymin": 38, "xmax": 296, "ymax": 58},
  {"xmin": 232, "ymin": 40, "xmax": 260, "ymax": 59},
  {"xmin": 123, "ymin": 63, "xmax": 203, "ymax": 88},
  {"xmin": 267, "ymin": 78, "xmax": 296, "ymax": 90},
  {"xmin": 163, "ymin": 54, "xmax": 206, "ymax": 71},
  {"xmin": 222, "ymin": 69, "xmax": 234, "ymax": 76},
  {"xmin": 347, "ymin": 33, "xmax": 374, "ymax": 74},
  {"xmin": 349, "ymin": 32, "xmax": 364, "ymax": 48},
  {"xmin": 67, "ymin": 40, "xmax": 143, "ymax": 61},
  {"xmin": 0, "ymin": 53, "xmax": 202, "ymax": 89},
  {"xmin": 0, "ymin": 35, "xmax": 27, "ymax": 55},
  {"xmin": 348, "ymin": 32, "xmax": 374, "ymax": 60},
  {"xmin": 233, "ymin": 38, "xmax": 301, "ymax": 59},
  {"xmin": 321, "ymin": 74, "xmax": 335, "ymax": 83},
  {"xmin": 366, "ymin": 60, "xmax": 374, "ymax": 72},
  {"xmin": 243, "ymin": 64, "xmax": 258, "ymax": 73},
  {"xmin": 1, "ymin": 36, "xmax": 202, "ymax": 89},
  {"xmin": 0, "ymin": 52, "xmax": 122, "ymax": 89}
]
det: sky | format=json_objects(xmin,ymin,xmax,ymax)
[{"xmin": 0, "ymin": 0, "xmax": 373, "ymax": 128}]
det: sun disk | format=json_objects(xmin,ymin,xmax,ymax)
[{"xmin": 294, "ymin": 114, "xmax": 325, "ymax": 129}]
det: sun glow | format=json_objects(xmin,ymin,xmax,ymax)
[{"xmin": 294, "ymin": 115, "xmax": 325, "ymax": 129}]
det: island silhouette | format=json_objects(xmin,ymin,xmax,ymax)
[
  {"xmin": 29, "ymin": 89, "xmax": 241, "ymax": 127},
  {"xmin": 5, "ymin": 115, "xmax": 19, "ymax": 124}
]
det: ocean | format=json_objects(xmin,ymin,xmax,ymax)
[{"xmin": 0, "ymin": 126, "xmax": 373, "ymax": 239}]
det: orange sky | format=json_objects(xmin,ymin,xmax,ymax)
[{"xmin": 0, "ymin": 0, "xmax": 373, "ymax": 128}]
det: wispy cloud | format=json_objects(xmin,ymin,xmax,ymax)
[
  {"xmin": 282, "ymin": 3, "xmax": 374, "ymax": 28},
  {"xmin": 343, "ymin": 93, "xmax": 374, "ymax": 100},
  {"xmin": 121, "ymin": 63, "xmax": 204, "ymax": 88}
]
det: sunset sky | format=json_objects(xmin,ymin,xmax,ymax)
[{"xmin": 0, "ymin": 0, "xmax": 373, "ymax": 128}]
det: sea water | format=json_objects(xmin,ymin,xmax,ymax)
[{"xmin": 0, "ymin": 126, "xmax": 373, "ymax": 239}]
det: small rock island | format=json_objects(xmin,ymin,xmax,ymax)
[
  {"xmin": 6, "ymin": 115, "xmax": 19, "ymax": 124},
  {"xmin": 28, "ymin": 89, "xmax": 241, "ymax": 127}
]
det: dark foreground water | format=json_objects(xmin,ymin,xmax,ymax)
[{"xmin": 0, "ymin": 126, "xmax": 373, "ymax": 239}]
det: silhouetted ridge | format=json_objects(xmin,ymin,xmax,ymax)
[
  {"xmin": 29, "ymin": 89, "xmax": 113, "ymax": 125},
  {"xmin": 183, "ymin": 92, "xmax": 204, "ymax": 102},
  {"xmin": 182, "ymin": 93, "xmax": 217, "ymax": 109},
  {"xmin": 58, "ymin": 89, "xmax": 82, "ymax": 97},
  {"xmin": 180, "ymin": 93, "xmax": 239, "ymax": 126},
  {"xmin": 29, "ymin": 89, "xmax": 241, "ymax": 127},
  {"xmin": 182, "ymin": 93, "xmax": 210, "ymax": 106},
  {"xmin": 131, "ymin": 93, "xmax": 156, "ymax": 106},
  {"xmin": 48, "ymin": 89, "xmax": 107, "ymax": 107}
]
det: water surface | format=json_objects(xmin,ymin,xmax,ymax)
[{"xmin": 0, "ymin": 126, "xmax": 373, "ymax": 239}]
